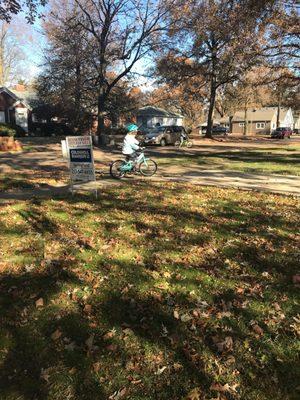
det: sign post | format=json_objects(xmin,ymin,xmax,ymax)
[{"xmin": 65, "ymin": 136, "xmax": 97, "ymax": 198}]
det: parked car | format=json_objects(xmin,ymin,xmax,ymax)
[
  {"xmin": 199, "ymin": 125, "xmax": 229, "ymax": 135},
  {"xmin": 143, "ymin": 125, "xmax": 187, "ymax": 146},
  {"xmin": 212, "ymin": 126, "xmax": 229, "ymax": 135},
  {"xmin": 271, "ymin": 127, "xmax": 292, "ymax": 139}
]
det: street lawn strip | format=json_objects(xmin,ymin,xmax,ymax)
[
  {"xmin": 0, "ymin": 172, "xmax": 67, "ymax": 192},
  {"xmin": 158, "ymin": 144, "xmax": 300, "ymax": 176},
  {"xmin": 0, "ymin": 182, "xmax": 299, "ymax": 400}
]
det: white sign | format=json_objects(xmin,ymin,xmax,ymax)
[
  {"xmin": 66, "ymin": 136, "xmax": 96, "ymax": 183},
  {"xmin": 61, "ymin": 140, "xmax": 68, "ymax": 159}
]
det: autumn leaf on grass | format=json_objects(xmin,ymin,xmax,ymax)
[
  {"xmin": 210, "ymin": 382, "xmax": 239, "ymax": 393},
  {"xmin": 292, "ymin": 275, "xmax": 300, "ymax": 286},
  {"xmin": 93, "ymin": 362, "xmax": 101, "ymax": 373},
  {"xmin": 250, "ymin": 321, "xmax": 264, "ymax": 336},
  {"xmin": 180, "ymin": 313, "xmax": 192, "ymax": 323},
  {"xmin": 40, "ymin": 368, "xmax": 51, "ymax": 383},
  {"xmin": 83, "ymin": 304, "xmax": 92, "ymax": 314},
  {"xmin": 173, "ymin": 362, "xmax": 183, "ymax": 371},
  {"xmin": 106, "ymin": 344, "xmax": 118, "ymax": 352},
  {"xmin": 184, "ymin": 387, "xmax": 202, "ymax": 400},
  {"xmin": 109, "ymin": 387, "xmax": 127, "ymax": 399},
  {"xmin": 213, "ymin": 336, "xmax": 234, "ymax": 352},
  {"xmin": 35, "ymin": 298, "xmax": 44, "ymax": 308},
  {"xmin": 156, "ymin": 366, "xmax": 167, "ymax": 375},
  {"xmin": 103, "ymin": 329, "xmax": 116, "ymax": 341},
  {"xmin": 51, "ymin": 329, "xmax": 62, "ymax": 341}
]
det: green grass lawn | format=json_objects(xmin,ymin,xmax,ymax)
[
  {"xmin": 159, "ymin": 145, "xmax": 300, "ymax": 176},
  {"xmin": 0, "ymin": 183, "xmax": 299, "ymax": 400}
]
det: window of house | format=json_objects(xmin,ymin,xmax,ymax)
[
  {"xmin": 239, "ymin": 122, "xmax": 245, "ymax": 127},
  {"xmin": 256, "ymin": 122, "xmax": 265, "ymax": 129},
  {"xmin": 272, "ymin": 123, "xmax": 276, "ymax": 129}
]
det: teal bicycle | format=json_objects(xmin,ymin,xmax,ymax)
[{"xmin": 110, "ymin": 149, "xmax": 157, "ymax": 179}]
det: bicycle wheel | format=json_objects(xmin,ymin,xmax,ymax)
[
  {"xmin": 139, "ymin": 159, "xmax": 157, "ymax": 177},
  {"xmin": 110, "ymin": 160, "xmax": 126, "ymax": 178},
  {"xmin": 186, "ymin": 141, "xmax": 193, "ymax": 148}
]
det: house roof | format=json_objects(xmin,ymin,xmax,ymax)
[
  {"xmin": 232, "ymin": 107, "xmax": 289, "ymax": 122},
  {"xmin": 137, "ymin": 106, "xmax": 183, "ymax": 118},
  {"xmin": 0, "ymin": 86, "xmax": 35, "ymax": 110},
  {"xmin": 0, "ymin": 87, "xmax": 19, "ymax": 101}
]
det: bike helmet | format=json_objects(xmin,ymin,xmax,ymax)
[{"xmin": 126, "ymin": 123, "xmax": 138, "ymax": 132}]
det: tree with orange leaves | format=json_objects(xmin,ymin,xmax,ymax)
[{"xmin": 157, "ymin": 0, "xmax": 284, "ymax": 138}]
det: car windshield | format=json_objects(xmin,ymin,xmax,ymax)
[{"xmin": 152, "ymin": 127, "xmax": 166, "ymax": 133}]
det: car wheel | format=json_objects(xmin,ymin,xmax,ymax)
[{"xmin": 160, "ymin": 138, "xmax": 167, "ymax": 146}]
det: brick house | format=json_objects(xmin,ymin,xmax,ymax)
[{"xmin": 231, "ymin": 107, "xmax": 294, "ymax": 135}]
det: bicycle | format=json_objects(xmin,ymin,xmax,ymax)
[
  {"xmin": 110, "ymin": 149, "xmax": 157, "ymax": 179},
  {"xmin": 174, "ymin": 138, "xmax": 193, "ymax": 148}
]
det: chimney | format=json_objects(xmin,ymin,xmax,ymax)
[{"xmin": 14, "ymin": 84, "xmax": 26, "ymax": 92}]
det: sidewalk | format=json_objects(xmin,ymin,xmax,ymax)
[
  {"xmin": 154, "ymin": 169, "xmax": 300, "ymax": 196},
  {"xmin": 1, "ymin": 170, "xmax": 298, "ymax": 202}
]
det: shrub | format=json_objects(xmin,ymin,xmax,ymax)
[
  {"xmin": 30, "ymin": 122, "xmax": 74, "ymax": 137},
  {"xmin": 0, "ymin": 123, "xmax": 17, "ymax": 137}
]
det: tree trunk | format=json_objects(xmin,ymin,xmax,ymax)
[
  {"xmin": 97, "ymin": 89, "xmax": 106, "ymax": 145},
  {"xmin": 74, "ymin": 62, "xmax": 81, "ymax": 132},
  {"xmin": 276, "ymin": 98, "xmax": 281, "ymax": 129},
  {"xmin": 243, "ymin": 105, "xmax": 248, "ymax": 136},
  {"xmin": 206, "ymin": 78, "xmax": 216, "ymax": 138}
]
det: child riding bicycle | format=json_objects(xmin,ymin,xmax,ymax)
[
  {"xmin": 180, "ymin": 129, "xmax": 188, "ymax": 145},
  {"xmin": 122, "ymin": 124, "xmax": 142, "ymax": 162}
]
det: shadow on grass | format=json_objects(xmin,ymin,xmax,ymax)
[{"xmin": 0, "ymin": 184, "xmax": 299, "ymax": 399}]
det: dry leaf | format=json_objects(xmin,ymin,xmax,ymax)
[
  {"xmin": 252, "ymin": 324, "xmax": 264, "ymax": 335},
  {"xmin": 84, "ymin": 304, "xmax": 92, "ymax": 313},
  {"xmin": 181, "ymin": 313, "xmax": 192, "ymax": 323},
  {"xmin": 185, "ymin": 387, "xmax": 202, "ymax": 400},
  {"xmin": 173, "ymin": 362, "xmax": 183, "ymax": 371},
  {"xmin": 93, "ymin": 362, "xmax": 101, "ymax": 373},
  {"xmin": 103, "ymin": 330, "xmax": 116, "ymax": 340},
  {"xmin": 107, "ymin": 344, "xmax": 118, "ymax": 352},
  {"xmin": 51, "ymin": 329, "xmax": 62, "ymax": 341},
  {"xmin": 35, "ymin": 298, "xmax": 44, "ymax": 308},
  {"xmin": 273, "ymin": 302, "xmax": 281, "ymax": 311},
  {"xmin": 69, "ymin": 367, "xmax": 77, "ymax": 375},
  {"xmin": 109, "ymin": 387, "xmax": 127, "ymax": 399},
  {"xmin": 292, "ymin": 275, "xmax": 300, "ymax": 285},
  {"xmin": 40, "ymin": 368, "xmax": 51, "ymax": 383},
  {"xmin": 174, "ymin": 310, "xmax": 180, "ymax": 319},
  {"xmin": 210, "ymin": 383, "xmax": 230, "ymax": 392},
  {"xmin": 213, "ymin": 336, "xmax": 233, "ymax": 352},
  {"xmin": 156, "ymin": 366, "xmax": 167, "ymax": 375}
]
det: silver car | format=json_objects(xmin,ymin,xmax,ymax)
[{"xmin": 143, "ymin": 126, "xmax": 186, "ymax": 146}]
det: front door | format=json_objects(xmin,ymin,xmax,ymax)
[
  {"xmin": 15, "ymin": 108, "xmax": 28, "ymax": 132},
  {"xmin": 0, "ymin": 111, "xmax": 5, "ymax": 123}
]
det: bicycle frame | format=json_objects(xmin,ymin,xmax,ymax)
[{"xmin": 120, "ymin": 152, "xmax": 149, "ymax": 172}]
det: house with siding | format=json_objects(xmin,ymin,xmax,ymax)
[
  {"xmin": 137, "ymin": 106, "xmax": 184, "ymax": 128},
  {"xmin": 0, "ymin": 85, "xmax": 36, "ymax": 132},
  {"xmin": 231, "ymin": 107, "xmax": 294, "ymax": 135},
  {"xmin": 293, "ymin": 111, "xmax": 300, "ymax": 132}
]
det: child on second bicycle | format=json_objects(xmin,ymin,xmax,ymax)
[
  {"xmin": 122, "ymin": 124, "xmax": 142, "ymax": 162},
  {"xmin": 180, "ymin": 128, "xmax": 188, "ymax": 145}
]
